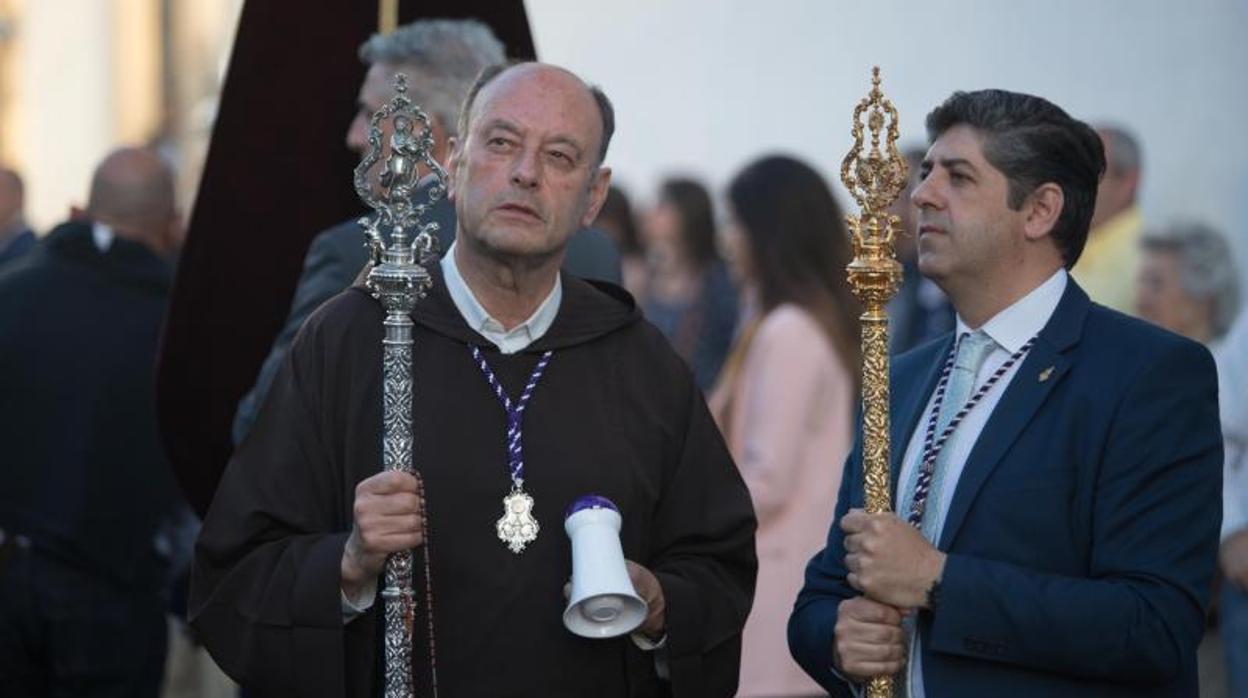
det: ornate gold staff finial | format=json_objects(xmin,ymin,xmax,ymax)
[{"xmin": 842, "ymin": 66, "xmax": 907, "ymax": 698}]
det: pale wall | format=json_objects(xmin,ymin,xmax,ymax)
[
  {"xmin": 526, "ymin": 0, "xmax": 1248, "ymax": 291},
  {"xmin": 12, "ymin": 0, "xmax": 115, "ymax": 228}
]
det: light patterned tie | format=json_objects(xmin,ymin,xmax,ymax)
[{"xmin": 916, "ymin": 330, "xmax": 997, "ymax": 539}]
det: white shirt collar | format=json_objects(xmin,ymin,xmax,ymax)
[
  {"xmin": 955, "ymin": 268, "xmax": 1067, "ymax": 353},
  {"xmin": 440, "ymin": 240, "xmax": 562, "ymax": 354},
  {"xmin": 92, "ymin": 222, "xmax": 115, "ymax": 252}
]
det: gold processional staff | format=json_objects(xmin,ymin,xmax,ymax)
[{"xmin": 841, "ymin": 67, "xmax": 909, "ymax": 698}]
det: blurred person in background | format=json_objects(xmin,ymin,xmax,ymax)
[
  {"xmin": 0, "ymin": 147, "xmax": 186, "ymax": 697},
  {"xmin": 1132, "ymin": 221, "xmax": 1242, "ymax": 697},
  {"xmin": 1134, "ymin": 221, "xmax": 1240, "ymax": 347},
  {"xmin": 0, "ymin": 167, "xmax": 36, "ymax": 266},
  {"xmin": 1217, "ymin": 312, "xmax": 1248, "ymax": 698},
  {"xmin": 231, "ymin": 20, "xmax": 501, "ymax": 447},
  {"xmin": 888, "ymin": 146, "xmax": 954, "ymax": 354},
  {"xmin": 1072, "ymin": 125, "xmax": 1143, "ymax": 314},
  {"xmin": 594, "ymin": 184, "xmax": 648, "ymax": 299},
  {"xmin": 642, "ymin": 177, "xmax": 737, "ymax": 391},
  {"xmin": 711, "ymin": 155, "xmax": 860, "ymax": 697}
]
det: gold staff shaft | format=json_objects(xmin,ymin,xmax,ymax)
[
  {"xmin": 841, "ymin": 66, "xmax": 908, "ymax": 698},
  {"xmin": 859, "ymin": 306, "xmax": 893, "ymax": 514},
  {"xmin": 379, "ymin": 0, "xmax": 398, "ymax": 34},
  {"xmin": 863, "ymin": 309, "xmax": 894, "ymax": 698}
]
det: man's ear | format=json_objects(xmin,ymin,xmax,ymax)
[
  {"xmin": 580, "ymin": 166, "xmax": 612, "ymax": 228},
  {"xmin": 1023, "ymin": 182, "xmax": 1064, "ymax": 242},
  {"xmin": 1121, "ymin": 168, "xmax": 1141, "ymax": 202},
  {"xmin": 445, "ymin": 136, "xmax": 461, "ymax": 202}
]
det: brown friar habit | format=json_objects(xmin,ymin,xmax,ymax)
[{"xmin": 190, "ymin": 265, "xmax": 758, "ymax": 697}]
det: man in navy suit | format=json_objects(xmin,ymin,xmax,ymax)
[{"xmin": 789, "ymin": 90, "xmax": 1222, "ymax": 696}]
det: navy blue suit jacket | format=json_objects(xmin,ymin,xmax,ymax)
[{"xmin": 789, "ymin": 281, "xmax": 1222, "ymax": 696}]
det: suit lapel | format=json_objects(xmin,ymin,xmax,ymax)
[{"xmin": 937, "ymin": 282, "xmax": 1090, "ymax": 549}]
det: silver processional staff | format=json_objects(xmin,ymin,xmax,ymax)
[{"xmin": 353, "ymin": 73, "xmax": 447, "ymax": 698}]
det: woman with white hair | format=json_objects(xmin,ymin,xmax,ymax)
[
  {"xmin": 1134, "ymin": 221, "xmax": 1240, "ymax": 345},
  {"xmin": 1134, "ymin": 221, "xmax": 1242, "ymax": 694}
]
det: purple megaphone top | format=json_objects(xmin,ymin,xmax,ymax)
[{"xmin": 564, "ymin": 494, "xmax": 619, "ymax": 520}]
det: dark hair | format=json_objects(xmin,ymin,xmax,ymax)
[
  {"xmin": 456, "ymin": 62, "xmax": 615, "ymax": 164},
  {"xmin": 594, "ymin": 185, "xmax": 642, "ymax": 256},
  {"xmin": 925, "ymin": 89, "xmax": 1106, "ymax": 267},
  {"xmin": 659, "ymin": 178, "xmax": 718, "ymax": 268},
  {"xmin": 728, "ymin": 155, "xmax": 860, "ymax": 378}
]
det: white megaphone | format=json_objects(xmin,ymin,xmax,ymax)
[{"xmin": 562, "ymin": 495, "xmax": 648, "ymax": 639}]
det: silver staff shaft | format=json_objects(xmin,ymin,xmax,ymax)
[
  {"xmin": 353, "ymin": 73, "xmax": 446, "ymax": 698},
  {"xmin": 380, "ymin": 314, "xmax": 416, "ymax": 698},
  {"xmin": 373, "ymin": 227, "xmax": 432, "ymax": 698}
]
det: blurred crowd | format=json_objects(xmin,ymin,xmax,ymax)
[{"xmin": 0, "ymin": 16, "xmax": 1246, "ymax": 698}]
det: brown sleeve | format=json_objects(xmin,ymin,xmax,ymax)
[{"xmin": 649, "ymin": 376, "xmax": 758, "ymax": 697}]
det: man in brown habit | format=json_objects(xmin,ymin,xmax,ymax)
[{"xmin": 190, "ymin": 62, "xmax": 757, "ymax": 696}]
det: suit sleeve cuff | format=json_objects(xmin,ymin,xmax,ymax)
[{"xmin": 828, "ymin": 665, "xmax": 866, "ymax": 697}]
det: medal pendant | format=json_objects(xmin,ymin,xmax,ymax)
[{"xmin": 496, "ymin": 488, "xmax": 539, "ymax": 554}]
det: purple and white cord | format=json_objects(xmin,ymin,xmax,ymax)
[{"xmin": 469, "ymin": 345, "xmax": 554, "ymax": 488}]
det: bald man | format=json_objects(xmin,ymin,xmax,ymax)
[
  {"xmin": 0, "ymin": 168, "xmax": 35, "ymax": 266},
  {"xmin": 0, "ymin": 148, "xmax": 186, "ymax": 697},
  {"xmin": 85, "ymin": 148, "xmax": 182, "ymax": 257},
  {"xmin": 192, "ymin": 63, "xmax": 756, "ymax": 696}
]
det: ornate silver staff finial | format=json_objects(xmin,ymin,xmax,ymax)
[
  {"xmin": 355, "ymin": 73, "xmax": 446, "ymax": 698},
  {"xmin": 354, "ymin": 73, "xmax": 449, "ymax": 300}
]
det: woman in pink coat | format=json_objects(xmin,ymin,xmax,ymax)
[{"xmin": 711, "ymin": 155, "xmax": 860, "ymax": 697}]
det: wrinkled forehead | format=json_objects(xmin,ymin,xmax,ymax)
[{"xmin": 469, "ymin": 66, "xmax": 602, "ymax": 150}]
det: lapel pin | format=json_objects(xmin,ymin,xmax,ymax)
[{"xmin": 1038, "ymin": 366, "xmax": 1055, "ymax": 383}]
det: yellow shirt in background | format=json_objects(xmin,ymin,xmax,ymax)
[{"xmin": 1072, "ymin": 206, "xmax": 1142, "ymax": 315}]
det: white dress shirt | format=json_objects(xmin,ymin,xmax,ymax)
[
  {"xmin": 441, "ymin": 241, "xmax": 562, "ymax": 354},
  {"xmin": 895, "ymin": 269, "xmax": 1067, "ymax": 697},
  {"xmin": 92, "ymin": 222, "xmax": 115, "ymax": 252}
]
